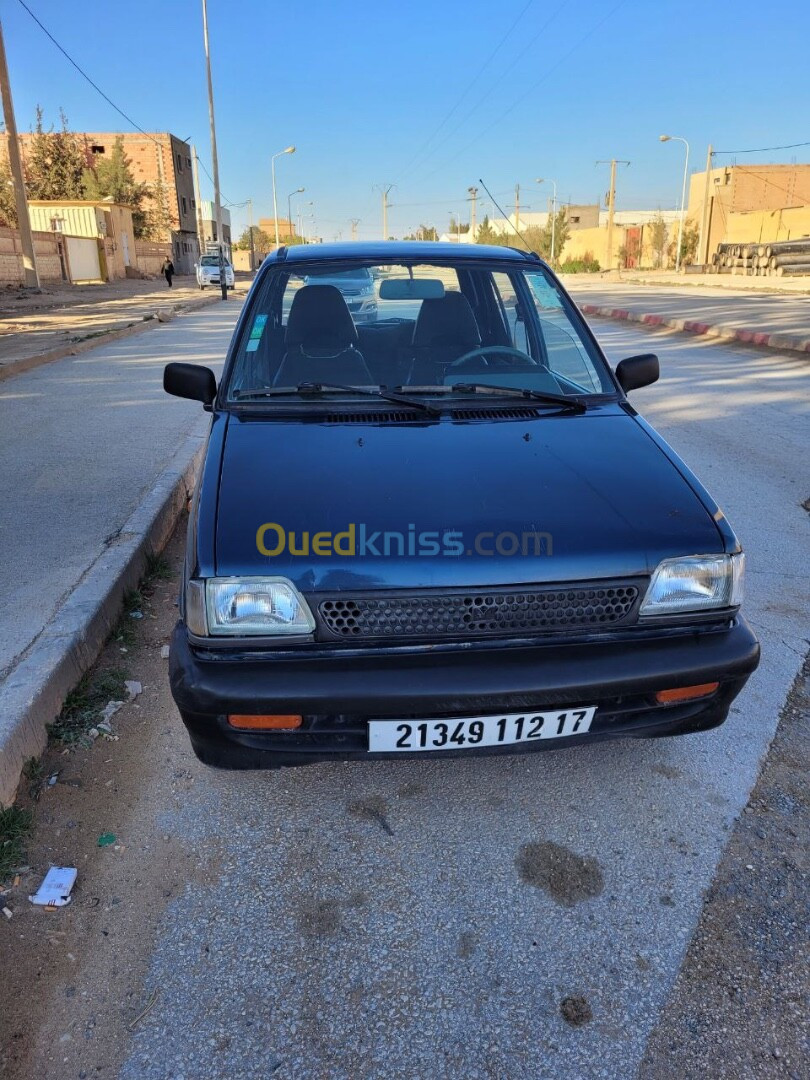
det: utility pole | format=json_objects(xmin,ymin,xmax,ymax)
[
  {"xmin": 190, "ymin": 143, "xmax": 206, "ymax": 261},
  {"xmin": 698, "ymin": 143, "xmax": 714, "ymax": 267},
  {"xmin": 514, "ymin": 183, "xmax": 520, "ymax": 233},
  {"xmin": 596, "ymin": 159, "xmax": 630, "ymax": 270},
  {"xmin": 350, "ymin": 218, "xmax": 360, "ymax": 241},
  {"xmin": 467, "ymin": 186, "xmax": 478, "ymax": 238},
  {"xmin": 375, "ymin": 184, "xmax": 394, "ymax": 240},
  {"xmin": 247, "ymin": 197, "xmax": 255, "ymax": 270},
  {"xmin": 0, "ymin": 19, "xmax": 39, "ymax": 287},
  {"xmin": 201, "ymin": 0, "xmax": 227, "ymax": 299}
]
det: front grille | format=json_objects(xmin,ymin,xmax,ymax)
[{"xmin": 317, "ymin": 584, "xmax": 640, "ymax": 641}]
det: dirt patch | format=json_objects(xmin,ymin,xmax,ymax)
[
  {"xmin": 653, "ymin": 764, "xmax": 683, "ymax": 780},
  {"xmin": 516, "ymin": 841, "xmax": 604, "ymax": 906},
  {"xmin": 560, "ymin": 995, "xmax": 593, "ymax": 1027},
  {"xmin": 0, "ymin": 522, "xmax": 222, "ymax": 1080},
  {"xmin": 397, "ymin": 781, "xmax": 425, "ymax": 798},
  {"xmin": 347, "ymin": 795, "xmax": 394, "ymax": 836},
  {"xmin": 456, "ymin": 930, "xmax": 477, "ymax": 959},
  {"xmin": 298, "ymin": 897, "xmax": 342, "ymax": 937},
  {"xmin": 640, "ymin": 653, "xmax": 810, "ymax": 1079}
]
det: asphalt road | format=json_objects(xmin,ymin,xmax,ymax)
[
  {"xmin": 566, "ymin": 281, "xmax": 810, "ymax": 339},
  {"xmin": 3, "ymin": 316, "xmax": 807, "ymax": 1079},
  {"xmin": 0, "ymin": 301, "xmax": 241, "ymax": 681}
]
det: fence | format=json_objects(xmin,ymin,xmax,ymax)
[
  {"xmin": 134, "ymin": 239, "xmax": 171, "ymax": 277},
  {"xmin": 0, "ymin": 226, "xmax": 67, "ymax": 285}
]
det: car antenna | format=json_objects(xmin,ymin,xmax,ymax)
[{"xmin": 478, "ymin": 178, "xmax": 535, "ymax": 253}]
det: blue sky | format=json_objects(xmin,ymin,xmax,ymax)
[{"xmin": 4, "ymin": 0, "xmax": 809, "ymax": 240}]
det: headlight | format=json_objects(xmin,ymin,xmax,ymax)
[
  {"xmin": 188, "ymin": 577, "xmax": 315, "ymax": 636},
  {"xmin": 640, "ymin": 553, "xmax": 744, "ymax": 616}
]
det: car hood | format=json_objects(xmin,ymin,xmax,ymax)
[{"xmin": 213, "ymin": 406, "xmax": 722, "ymax": 591}]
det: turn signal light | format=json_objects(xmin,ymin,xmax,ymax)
[
  {"xmin": 655, "ymin": 683, "xmax": 719, "ymax": 705},
  {"xmin": 228, "ymin": 714, "xmax": 303, "ymax": 730}
]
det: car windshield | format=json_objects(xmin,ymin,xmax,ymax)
[
  {"xmin": 200, "ymin": 255, "xmax": 229, "ymax": 266},
  {"xmin": 225, "ymin": 257, "xmax": 615, "ymax": 402}
]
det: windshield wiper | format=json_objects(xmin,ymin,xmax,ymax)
[
  {"xmin": 448, "ymin": 382, "xmax": 587, "ymax": 413},
  {"xmin": 234, "ymin": 382, "xmax": 441, "ymax": 416}
]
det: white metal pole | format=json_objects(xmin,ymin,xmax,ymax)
[
  {"xmin": 675, "ymin": 138, "xmax": 690, "ymax": 272},
  {"xmin": 0, "ymin": 18, "xmax": 39, "ymax": 286},
  {"xmin": 272, "ymin": 155, "xmax": 279, "ymax": 248}
]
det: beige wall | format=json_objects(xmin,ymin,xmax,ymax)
[{"xmin": 0, "ymin": 226, "xmax": 66, "ymax": 285}]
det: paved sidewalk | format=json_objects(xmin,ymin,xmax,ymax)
[
  {"xmin": 0, "ymin": 274, "xmax": 250, "ymax": 379},
  {"xmin": 565, "ymin": 280, "xmax": 810, "ymax": 353}
]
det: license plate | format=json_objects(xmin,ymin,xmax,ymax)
[{"xmin": 368, "ymin": 708, "xmax": 596, "ymax": 753}]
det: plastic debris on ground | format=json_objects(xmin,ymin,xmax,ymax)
[
  {"xmin": 100, "ymin": 700, "xmax": 124, "ymax": 724},
  {"xmin": 2, "ymin": 905, "xmax": 13, "ymax": 919},
  {"xmin": 29, "ymin": 867, "xmax": 78, "ymax": 908},
  {"xmin": 97, "ymin": 833, "xmax": 117, "ymax": 847},
  {"xmin": 125, "ymin": 680, "xmax": 143, "ymax": 699},
  {"xmin": 160, "ymin": 645, "xmax": 170, "ymax": 659}
]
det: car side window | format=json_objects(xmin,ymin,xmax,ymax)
[{"xmin": 523, "ymin": 271, "xmax": 607, "ymax": 393}]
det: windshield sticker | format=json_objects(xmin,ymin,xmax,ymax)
[
  {"xmin": 528, "ymin": 276, "xmax": 563, "ymax": 310},
  {"xmin": 246, "ymin": 313, "xmax": 268, "ymax": 352}
]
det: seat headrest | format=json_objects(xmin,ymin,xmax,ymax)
[
  {"xmin": 412, "ymin": 292, "xmax": 481, "ymax": 348},
  {"xmin": 285, "ymin": 284, "xmax": 359, "ymax": 349}
]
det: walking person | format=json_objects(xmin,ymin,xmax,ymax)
[{"xmin": 161, "ymin": 255, "xmax": 175, "ymax": 288}]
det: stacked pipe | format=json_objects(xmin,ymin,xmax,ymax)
[{"xmin": 712, "ymin": 238, "xmax": 810, "ymax": 276}]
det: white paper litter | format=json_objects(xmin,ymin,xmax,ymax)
[
  {"xmin": 29, "ymin": 867, "xmax": 78, "ymax": 908},
  {"xmin": 160, "ymin": 645, "xmax": 170, "ymax": 659},
  {"xmin": 125, "ymin": 680, "xmax": 143, "ymax": 699},
  {"xmin": 100, "ymin": 700, "xmax": 124, "ymax": 724}
]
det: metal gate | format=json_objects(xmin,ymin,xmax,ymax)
[{"xmin": 65, "ymin": 236, "xmax": 102, "ymax": 282}]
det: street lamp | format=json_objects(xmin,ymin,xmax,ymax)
[
  {"xmin": 271, "ymin": 145, "xmax": 296, "ymax": 247},
  {"xmin": 288, "ymin": 187, "xmax": 305, "ymax": 243},
  {"xmin": 535, "ymin": 178, "xmax": 558, "ymax": 264},
  {"xmin": 660, "ymin": 134, "xmax": 690, "ymax": 271}
]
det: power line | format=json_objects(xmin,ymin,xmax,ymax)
[
  {"xmin": 394, "ymin": 0, "xmax": 535, "ymax": 183},
  {"xmin": 714, "ymin": 140, "xmax": 810, "ymax": 155},
  {"xmin": 412, "ymin": 0, "xmax": 627, "ymax": 187},
  {"xmin": 15, "ymin": 0, "xmax": 161, "ymax": 146},
  {"xmin": 405, "ymin": 0, "xmax": 568, "ymax": 186},
  {"xmin": 17, "ymin": 0, "xmax": 237, "ymax": 206}
]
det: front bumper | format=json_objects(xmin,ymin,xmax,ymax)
[{"xmin": 169, "ymin": 617, "xmax": 760, "ymax": 767}]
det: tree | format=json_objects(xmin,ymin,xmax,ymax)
[
  {"xmin": 140, "ymin": 176, "xmax": 173, "ymax": 241},
  {"xmin": 476, "ymin": 215, "xmax": 497, "ymax": 245},
  {"xmin": 0, "ymin": 158, "xmax": 17, "ymax": 227},
  {"xmin": 537, "ymin": 208, "xmax": 570, "ymax": 264},
  {"xmin": 670, "ymin": 223, "xmax": 699, "ymax": 266},
  {"xmin": 25, "ymin": 107, "xmax": 88, "ymax": 200},
  {"xmin": 404, "ymin": 224, "xmax": 438, "ymax": 241},
  {"xmin": 235, "ymin": 225, "xmax": 273, "ymax": 252},
  {"xmin": 448, "ymin": 217, "xmax": 469, "ymax": 235},
  {"xmin": 648, "ymin": 213, "xmax": 667, "ymax": 269},
  {"xmin": 82, "ymin": 136, "xmax": 149, "ymax": 236}
]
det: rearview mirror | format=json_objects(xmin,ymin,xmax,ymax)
[
  {"xmin": 615, "ymin": 353, "xmax": 659, "ymax": 393},
  {"xmin": 379, "ymin": 278, "xmax": 445, "ymax": 300},
  {"xmin": 164, "ymin": 362, "xmax": 217, "ymax": 406}
]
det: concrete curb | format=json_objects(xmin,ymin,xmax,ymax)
[
  {"xmin": 577, "ymin": 303, "xmax": 810, "ymax": 356},
  {"xmin": 0, "ymin": 291, "xmax": 224, "ymax": 384},
  {"xmin": 0, "ymin": 420, "xmax": 208, "ymax": 806}
]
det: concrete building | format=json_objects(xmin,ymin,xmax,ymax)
[
  {"xmin": 14, "ymin": 131, "xmax": 201, "ymax": 274},
  {"xmin": 686, "ymin": 163, "xmax": 810, "ymax": 263},
  {"xmin": 199, "ymin": 200, "xmax": 232, "ymax": 261},
  {"xmin": 259, "ymin": 218, "xmax": 296, "ymax": 244}
]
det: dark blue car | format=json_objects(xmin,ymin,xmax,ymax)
[{"xmin": 164, "ymin": 242, "xmax": 759, "ymax": 768}]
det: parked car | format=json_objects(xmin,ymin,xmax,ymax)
[
  {"xmin": 163, "ymin": 241, "xmax": 759, "ymax": 769},
  {"xmin": 196, "ymin": 254, "xmax": 235, "ymax": 290},
  {"xmin": 302, "ymin": 265, "xmax": 377, "ymax": 322}
]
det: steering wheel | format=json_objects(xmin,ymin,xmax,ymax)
[{"xmin": 447, "ymin": 345, "xmax": 538, "ymax": 371}]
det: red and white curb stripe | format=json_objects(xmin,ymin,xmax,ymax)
[{"xmin": 577, "ymin": 303, "xmax": 810, "ymax": 355}]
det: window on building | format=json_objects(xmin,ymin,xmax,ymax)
[
  {"xmin": 50, "ymin": 217, "xmax": 64, "ymax": 232},
  {"xmin": 570, "ymin": 215, "xmax": 580, "ymax": 224},
  {"xmin": 176, "ymin": 153, "xmax": 183, "ymax": 172},
  {"xmin": 186, "ymin": 156, "xmax": 192, "ymax": 167},
  {"xmin": 183, "ymin": 242, "xmax": 189, "ymax": 253},
  {"xmin": 191, "ymin": 198, "xmax": 196, "ymax": 209},
  {"xmin": 181, "ymin": 196, "xmax": 188, "ymax": 214},
  {"xmin": 91, "ymin": 144, "xmax": 105, "ymax": 154}
]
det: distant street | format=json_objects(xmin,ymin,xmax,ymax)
[
  {"xmin": 566, "ymin": 279, "xmax": 810, "ymax": 340},
  {"xmin": 0, "ymin": 301, "xmax": 241, "ymax": 681}
]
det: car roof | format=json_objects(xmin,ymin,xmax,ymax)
[{"xmin": 265, "ymin": 240, "xmax": 542, "ymax": 266}]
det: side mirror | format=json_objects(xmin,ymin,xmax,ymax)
[
  {"xmin": 164, "ymin": 362, "xmax": 217, "ymax": 407},
  {"xmin": 615, "ymin": 353, "xmax": 659, "ymax": 393}
]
